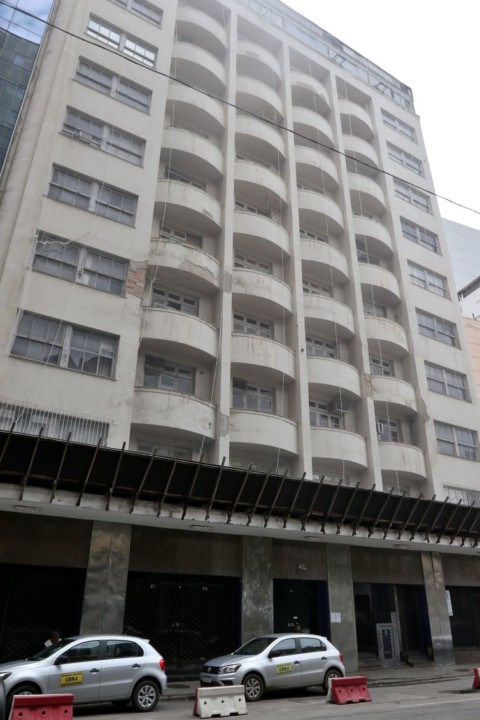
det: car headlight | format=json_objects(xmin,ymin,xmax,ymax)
[
  {"xmin": 218, "ymin": 664, "xmax": 241, "ymax": 674},
  {"xmin": 0, "ymin": 672, "xmax": 11, "ymax": 682}
]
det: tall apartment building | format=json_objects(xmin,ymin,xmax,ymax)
[{"xmin": 1, "ymin": 0, "xmax": 480, "ymax": 672}]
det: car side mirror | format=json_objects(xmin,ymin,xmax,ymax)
[
  {"xmin": 268, "ymin": 649, "xmax": 280, "ymax": 659},
  {"xmin": 54, "ymin": 655, "xmax": 69, "ymax": 665}
]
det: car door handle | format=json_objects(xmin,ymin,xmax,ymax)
[
  {"xmin": 132, "ymin": 663, "xmax": 141, "ymax": 669},
  {"xmin": 90, "ymin": 668, "xmax": 100, "ymax": 674},
  {"xmin": 294, "ymin": 661, "xmax": 301, "ymax": 664}
]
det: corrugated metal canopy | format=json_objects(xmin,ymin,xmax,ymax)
[{"xmin": 0, "ymin": 429, "xmax": 478, "ymax": 546}]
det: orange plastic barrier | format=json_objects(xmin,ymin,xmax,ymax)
[
  {"xmin": 328, "ymin": 676, "xmax": 371, "ymax": 704},
  {"xmin": 472, "ymin": 668, "xmax": 480, "ymax": 689},
  {"xmin": 9, "ymin": 694, "xmax": 74, "ymax": 720}
]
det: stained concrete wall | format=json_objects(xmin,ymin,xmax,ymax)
[
  {"xmin": 241, "ymin": 536, "xmax": 273, "ymax": 642},
  {"xmin": 326, "ymin": 545, "xmax": 358, "ymax": 672},
  {"xmin": 421, "ymin": 552, "xmax": 454, "ymax": 665}
]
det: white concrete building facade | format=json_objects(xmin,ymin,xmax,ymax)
[{"xmin": 2, "ymin": 0, "xmax": 480, "ymax": 672}]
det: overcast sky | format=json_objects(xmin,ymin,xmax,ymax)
[{"xmin": 284, "ymin": 0, "xmax": 480, "ymax": 233}]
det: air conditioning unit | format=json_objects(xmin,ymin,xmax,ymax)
[
  {"xmin": 328, "ymin": 398, "xmax": 350, "ymax": 414},
  {"xmin": 75, "ymin": 129, "xmax": 94, "ymax": 143}
]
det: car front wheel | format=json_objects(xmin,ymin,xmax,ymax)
[
  {"xmin": 7, "ymin": 684, "xmax": 39, "ymax": 714},
  {"xmin": 322, "ymin": 667, "xmax": 343, "ymax": 694},
  {"xmin": 131, "ymin": 679, "xmax": 160, "ymax": 712},
  {"xmin": 243, "ymin": 673, "xmax": 264, "ymax": 702}
]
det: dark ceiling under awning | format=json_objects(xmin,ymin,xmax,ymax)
[{"xmin": 0, "ymin": 429, "xmax": 478, "ymax": 547}]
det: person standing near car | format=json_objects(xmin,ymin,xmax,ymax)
[{"xmin": 44, "ymin": 631, "xmax": 62, "ymax": 647}]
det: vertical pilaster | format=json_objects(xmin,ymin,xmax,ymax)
[
  {"xmin": 420, "ymin": 551, "xmax": 455, "ymax": 665},
  {"xmin": 80, "ymin": 521, "xmax": 131, "ymax": 634},
  {"xmin": 326, "ymin": 544, "xmax": 358, "ymax": 671},
  {"xmin": 241, "ymin": 536, "xmax": 273, "ymax": 642}
]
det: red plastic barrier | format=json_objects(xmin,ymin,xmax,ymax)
[
  {"xmin": 329, "ymin": 676, "xmax": 371, "ymax": 704},
  {"xmin": 9, "ymin": 694, "xmax": 74, "ymax": 720},
  {"xmin": 472, "ymin": 668, "xmax": 480, "ymax": 689}
]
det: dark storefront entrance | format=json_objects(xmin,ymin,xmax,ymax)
[
  {"xmin": 273, "ymin": 579, "xmax": 329, "ymax": 636},
  {"xmin": 447, "ymin": 586, "xmax": 480, "ymax": 649},
  {"xmin": 0, "ymin": 564, "xmax": 85, "ymax": 662},
  {"xmin": 124, "ymin": 573, "xmax": 240, "ymax": 677},
  {"xmin": 354, "ymin": 582, "xmax": 431, "ymax": 664}
]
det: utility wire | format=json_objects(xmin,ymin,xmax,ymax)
[{"xmin": 3, "ymin": 0, "xmax": 480, "ymax": 218}]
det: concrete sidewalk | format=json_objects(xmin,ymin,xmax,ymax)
[{"xmin": 162, "ymin": 663, "xmax": 475, "ymax": 700}]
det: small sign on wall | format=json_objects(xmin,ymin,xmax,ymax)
[{"xmin": 330, "ymin": 612, "xmax": 342, "ymax": 623}]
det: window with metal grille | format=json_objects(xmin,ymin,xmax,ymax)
[
  {"xmin": 232, "ymin": 379, "xmax": 273, "ymax": 413},
  {"xmin": 234, "ymin": 252, "xmax": 271, "ymax": 274},
  {"xmin": 0, "ymin": 402, "xmax": 109, "ymax": 444},
  {"xmin": 48, "ymin": 167, "xmax": 137, "ymax": 225},
  {"xmin": 34, "ymin": 232, "xmax": 128, "ymax": 295},
  {"xmin": 87, "ymin": 16, "xmax": 156, "ymax": 67},
  {"xmin": 376, "ymin": 417, "xmax": 401, "ymax": 442},
  {"xmin": 394, "ymin": 179, "xmax": 431, "ymax": 213},
  {"xmin": 435, "ymin": 421, "xmax": 477, "ymax": 461},
  {"xmin": 309, "ymin": 400, "xmax": 341, "ymax": 428},
  {"xmin": 165, "ymin": 166, "xmax": 205, "ymax": 191},
  {"xmin": 63, "ymin": 109, "xmax": 145, "ymax": 165},
  {"xmin": 306, "ymin": 336, "xmax": 336, "ymax": 358},
  {"xmin": 151, "ymin": 287, "xmax": 198, "ymax": 316},
  {"xmin": 426, "ymin": 363, "xmax": 468, "ymax": 401},
  {"xmin": 408, "ymin": 261, "xmax": 447, "ymax": 297},
  {"xmin": 444, "ymin": 485, "xmax": 480, "ymax": 507},
  {"xmin": 400, "ymin": 217, "xmax": 439, "ymax": 253},
  {"xmin": 235, "ymin": 199, "xmax": 271, "ymax": 217},
  {"xmin": 111, "ymin": 0, "xmax": 162, "ymax": 24},
  {"xmin": 300, "ymin": 228, "xmax": 328, "ymax": 243},
  {"xmin": 303, "ymin": 278, "xmax": 333, "ymax": 297},
  {"xmin": 233, "ymin": 313, "xmax": 272, "ymax": 338},
  {"xmin": 159, "ymin": 226, "xmax": 202, "ymax": 248},
  {"xmin": 416, "ymin": 310, "xmax": 457, "ymax": 346},
  {"xmin": 387, "ymin": 142, "xmax": 423, "ymax": 174},
  {"xmin": 356, "ymin": 239, "xmax": 380, "ymax": 265},
  {"xmin": 144, "ymin": 356, "xmax": 194, "ymax": 394},
  {"xmin": 370, "ymin": 356, "xmax": 393, "ymax": 376},
  {"xmin": 11, "ymin": 312, "xmax": 118, "ymax": 378}
]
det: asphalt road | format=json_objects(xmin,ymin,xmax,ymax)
[{"xmin": 72, "ymin": 677, "xmax": 480, "ymax": 720}]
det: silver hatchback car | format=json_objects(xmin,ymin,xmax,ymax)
[
  {"xmin": 200, "ymin": 633, "xmax": 344, "ymax": 701},
  {"xmin": 0, "ymin": 635, "xmax": 167, "ymax": 713}
]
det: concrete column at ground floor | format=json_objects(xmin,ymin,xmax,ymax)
[
  {"xmin": 421, "ymin": 551, "xmax": 455, "ymax": 665},
  {"xmin": 326, "ymin": 544, "xmax": 358, "ymax": 672},
  {"xmin": 80, "ymin": 521, "xmax": 132, "ymax": 634},
  {"xmin": 241, "ymin": 536, "xmax": 273, "ymax": 642}
]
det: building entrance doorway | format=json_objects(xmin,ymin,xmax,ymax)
[{"xmin": 273, "ymin": 579, "xmax": 329, "ymax": 636}]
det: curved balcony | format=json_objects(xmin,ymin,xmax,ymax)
[
  {"xmin": 149, "ymin": 238, "xmax": 221, "ymax": 293},
  {"xmin": 303, "ymin": 295, "xmax": 355, "ymax": 339},
  {"xmin": 301, "ymin": 239, "xmax": 349, "ymax": 285},
  {"xmin": 339, "ymin": 99, "xmax": 374, "ymax": 139},
  {"xmin": 237, "ymin": 40, "xmax": 282, "ymax": 84},
  {"xmin": 172, "ymin": 42, "xmax": 226, "ymax": 95},
  {"xmin": 353, "ymin": 215, "xmax": 393, "ymax": 257},
  {"xmin": 378, "ymin": 443, "xmax": 427, "ymax": 481},
  {"xmin": 311, "ymin": 428, "xmax": 368, "ymax": 470},
  {"xmin": 235, "ymin": 159, "xmax": 287, "ymax": 204},
  {"xmin": 358, "ymin": 264, "xmax": 401, "ymax": 305},
  {"xmin": 294, "ymin": 145, "xmax": 338, "ymax": 191},
  {"xmin": 231, "ymin": 335, "xmax": 295, "ymax": 382},
  {"xmin": 230, "ymin": 410, "xmax": 298, "ymax": 456},
  {"xmin": 307, "ymin": 356, "xmax": 361, "ymax": 400},
  {"xmin": 292, "ymin": 106, "xmax": 334, "ymax": 147},
  {"xmin": 161, "ymin": 127, "xmax": 223, "ymax": 179},
  {"xmin": 237, "ymin": 76, "xmax": 284, "ymax": 121},
  {"xmin": 348, "ymin": 173, "xmax": 386, "ymax": 215},
  {"xmin": 156, "ymin": 179, "xmax": 222, "ymax": 234},
  {"xmin": 166, "ymin": 82, "xmax": 225, "ymax": 136},
  {"xmin": 343, "ymin": 135, "xmax": 379, "ymax": 169},
  {"xmin": 233, "ymin": 269, "xmax": 292, "ymax": 316},
  {"xmin": 176, "ymin": 5, "xmax": 227, "ymax": 57},
  {"xmin": 233, "ymin": 210, "xmax": 289, "ymax": 257},
  {"xmin": 236, "ymin": 115, "xmax": 286, "ymax": 160},
  {"xmin": 364, "ymin": 316, "xmax": 409, "ymax": 357},
  {"xmin": 133, "ymin": 388, "xmax": 216, "ymax": 440},
  {"xmin": 141, "ymin": 308, "xmax": 218, "ymax": 362},
  {"xmin": 290, "ymin": 71, "xmax": 330, "ymax": 115},
  {"xmin": 372, "ymin": 376, "xmax": 418, "ymax": 415},
  {"xmin": 297, "ymin": 189, "xmax": 344, "ymax": 235}
]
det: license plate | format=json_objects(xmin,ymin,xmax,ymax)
[{"xmin": 203, "ymin": 676, "xmax": 212, "ymax": 684}]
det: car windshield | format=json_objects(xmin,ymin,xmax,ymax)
[
  {"xmin": 233, "ymin": 636, "xmax": 276, "ymax": 656},
  {"xmin": 27, "ymin": 638, "xmax": 73, "ymax": 661}
]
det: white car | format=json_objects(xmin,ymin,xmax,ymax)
[
  {"xmin": 200, "ymin": 633, "xmax": 345, "ymax": 701},
  {"xmin": 0, "ymin": 635, "xmax": 167, "ymax": 713}
]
